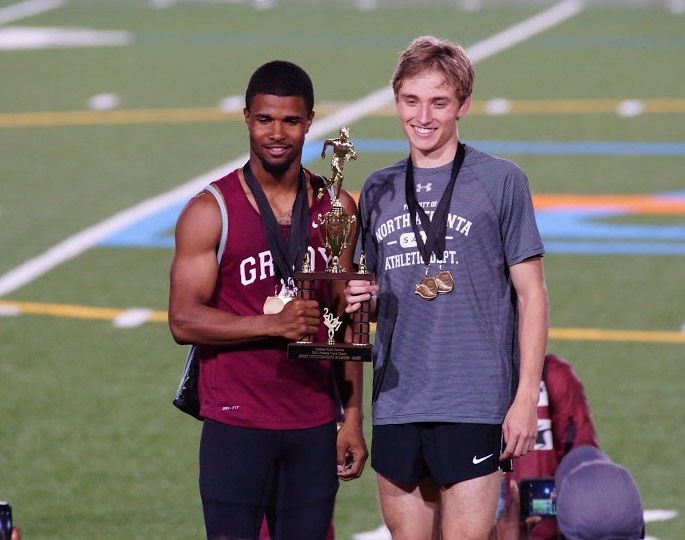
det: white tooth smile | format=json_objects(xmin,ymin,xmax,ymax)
[{"xmin": 415, "ymin": 127, "xmax": 434, "ymax": 135}]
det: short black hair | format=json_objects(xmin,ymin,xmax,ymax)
[{"xmin": 245, "ymin": 60, "xmax": 314, "ymax": 114}]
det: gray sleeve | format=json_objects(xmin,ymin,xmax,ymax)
[{"xmin": 499, "ymin": 166, "xmax": 545, "ymax": 266}]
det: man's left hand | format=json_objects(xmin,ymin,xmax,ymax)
[{"xmin": 335, "ymin": 421, "xmax": 368, "ymax": 480}]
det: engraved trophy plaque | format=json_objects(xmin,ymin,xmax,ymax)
[{"xmin": 287, "ymin": 127, "xmax": 374, "ymax": 362}]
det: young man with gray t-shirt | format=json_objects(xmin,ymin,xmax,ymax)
[{"xmin": 345, "ymin": 36, "xmax": 549, "ymax": 540}]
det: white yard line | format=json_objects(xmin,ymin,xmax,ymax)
[
  {"xmin": 0, "ymin": 0, "xmax": 585, "ymax": 297},
  {"xmin": 466, "ymin": 0, "xmax": 584, "ymax": 62},
  {"xmin": 113, "ymin": 308, "xmax": 154, "ymax": 328},
  {"xmin": 0, "ymin": 0, "xmax": 64, "ymax": 26}
]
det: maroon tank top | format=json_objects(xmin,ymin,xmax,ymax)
[{"xmin": 198, "ymin": 168, "xmax": 338, "ymax": 429}]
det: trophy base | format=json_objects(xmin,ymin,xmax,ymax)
[
  {"xmin": 287, "ymin": 342, "xmax": 372, "ymax": 362},
  {"xmin": 290, "ymin": 269, "xmax": 374, "ymax": 363},
  {"xmin": 294, "ymin": 271, "xmax": 373, "ymax": 281}
]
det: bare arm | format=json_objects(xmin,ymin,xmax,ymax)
[
  {"xmin": 332, "ymin": 189, "xmax": 368, "ymax": 480},
  {"xmin": 334, "ymin": 356, "xmax": 368, "ymax": 480},
  {"xmin": 168, "ymin": 190, "xmax": 320, "ymax": 346},
  {"xmin": 501, "ymin": 256, "xmax": 549, "ymax": 459}
]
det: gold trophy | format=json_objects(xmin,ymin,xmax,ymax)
[{"xmin": 287, "ymin": 127, "xmax": 373, "ymax": 362}]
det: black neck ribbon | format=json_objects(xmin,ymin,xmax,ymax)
[
  {"xmin": 243, "ymin": 161, "xmax": 310, "ymax": 285},
  {"xmin": 404, "ymin": 142, "xmax": 465, "ymax": 267}
]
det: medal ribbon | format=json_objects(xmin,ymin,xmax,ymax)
[
  {"xmin": 404, "ymin": 142, "xmax": 465, "ymax": 267},
  {"xmin": 243, "ymin": 162, "xmax": 310, "ymax": 286}
]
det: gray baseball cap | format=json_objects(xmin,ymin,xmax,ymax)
[{"xmin": 555, "ymin": 446, "xmax": 644, "ymax": 540}]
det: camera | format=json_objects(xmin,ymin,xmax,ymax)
[
  {"xmin": 519, "ymin": 478, "xmax": 556, "ymax": 518},
  {"xmin": 0, "ymin": 501, "xmax": 12, "ymax": 540}
]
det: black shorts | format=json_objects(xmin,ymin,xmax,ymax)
[
  {"xmin": 200, "ymin": 419, "xmax": 338, "ymax": 540},
  {"xmin": 371, "ymin": 422, "xmax": 503, "ymax": 486}
]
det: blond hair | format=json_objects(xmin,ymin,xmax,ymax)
[{"xmin": 391, "ymin": 36, "xmax": 474, "ymax": 102}]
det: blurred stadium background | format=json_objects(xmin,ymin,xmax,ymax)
[{"xmin": 1, "ymin": 0, "xmax": 684, "ymax": 538}]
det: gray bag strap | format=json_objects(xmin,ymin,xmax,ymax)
[
  {"xmin": 174, "ymin": 183, "xmax": 228, "ymax": 401},
  {"xmin": 205, "ymin": 183, "xmax": 229, "ymax": 261}
]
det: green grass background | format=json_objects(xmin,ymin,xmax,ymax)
[{"xmin": 1, "ymin": 1, "xmax": 684, "ymax": 538}]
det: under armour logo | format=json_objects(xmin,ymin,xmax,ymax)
[{"xmin": 416, "ymin": 183, "xmax": 432, "ymax": 192}]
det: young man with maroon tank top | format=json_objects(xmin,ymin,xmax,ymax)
[{"xmin": 169, "ymin": 60, "xmax": 367, "ymax": 540}]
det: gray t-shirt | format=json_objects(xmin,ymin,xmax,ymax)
[{"xmin": 357, "ymin": 144, "xmax": 544, "ymax": 425}]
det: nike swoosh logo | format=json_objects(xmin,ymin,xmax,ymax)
[{"xmin": 472, "ymin": 453, "xmax": 494, "ymax": 465}]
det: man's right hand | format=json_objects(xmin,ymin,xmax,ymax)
[{"xmin": 274, "ymin": 298, "xmax": 321, "ymax": 341}]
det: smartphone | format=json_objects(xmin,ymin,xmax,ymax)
[
  {"xmin": 519, "ymin": 478, "xmax": 556, "ymax": 518},
  {"xmin": 0, "ymin": 501, "xmax": 12, "ymax": 540},
  {"xmin": 499, "ymin": 437, "xmax": 513, "ymax": 473}
]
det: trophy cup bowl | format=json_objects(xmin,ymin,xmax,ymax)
[{"xmin": 317, "ymin": 201, "xmax": 357, "ymax": 274}]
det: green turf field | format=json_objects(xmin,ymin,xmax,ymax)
[{"xmin": 1, "ymin": 1, "xmax": 684, "ymax": 538}]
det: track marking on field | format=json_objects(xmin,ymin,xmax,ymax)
[
  {"xmin": 2, "ymin": 299, "xmax": 684, "ymax": 344},
  {"xmin": 0, "ymin": 299, "xmax": 168, "ymax": 323},
  {"xmin": 0, "ymin": 25, "xmax": 132, "ymax": 50},
  {"xmin": 549, "ymin": 327, "xmax": 685, "ymax": 344},
  {"xmin": 113, "ymin": 308, "xmax": 154, "ymax": 328},
  {"xmin": 0, "ymin": 1, "xmax": 584, "ymax": 297},
  {"xmin": 91, "ymin": 184, "xmax": 684, "ymax": 256},
  {"xmin": 0, "ymin": 0, "xmax": 63, "ymax": 26},
  {"xmin": 533, "ymin": 194, "xmax": 685, "ymax": 214},
  {"xmin": 0, "ymin": 0, "xmax": 132, "ymax": 50},
  {"xmin": 5, "ymin": 97, "xmax": 685, "ymax": 129},
  {"xmin": 644, "ymin": 509, "xmax": 679, "ymax": 522},
  {"xmin": 642, "ymin": 509, "xmax": 680, "ymax": 540}
]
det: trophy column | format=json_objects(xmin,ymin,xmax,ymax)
[
  {"xmin": 287, "ymin": 269, "xmax": 374, "ymax": 362},
  {"xmin": 286, "ymin": 126, "xmax": 373, "ymax": 362}
]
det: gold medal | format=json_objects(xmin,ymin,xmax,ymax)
[
  {"xmin": 415, "ymin": 276, "xmax": 438, "ymax": 300},
  {"xmin": 434, "ymin": 270, "xmax": 454, "ymax": 294},
  {"xmin": 263, "ymin": 283, "xmax": 297, "ymax": 314},
  {"xmin": 263, "ymin": 295, "xmax": 293, "ymax": 314}
]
